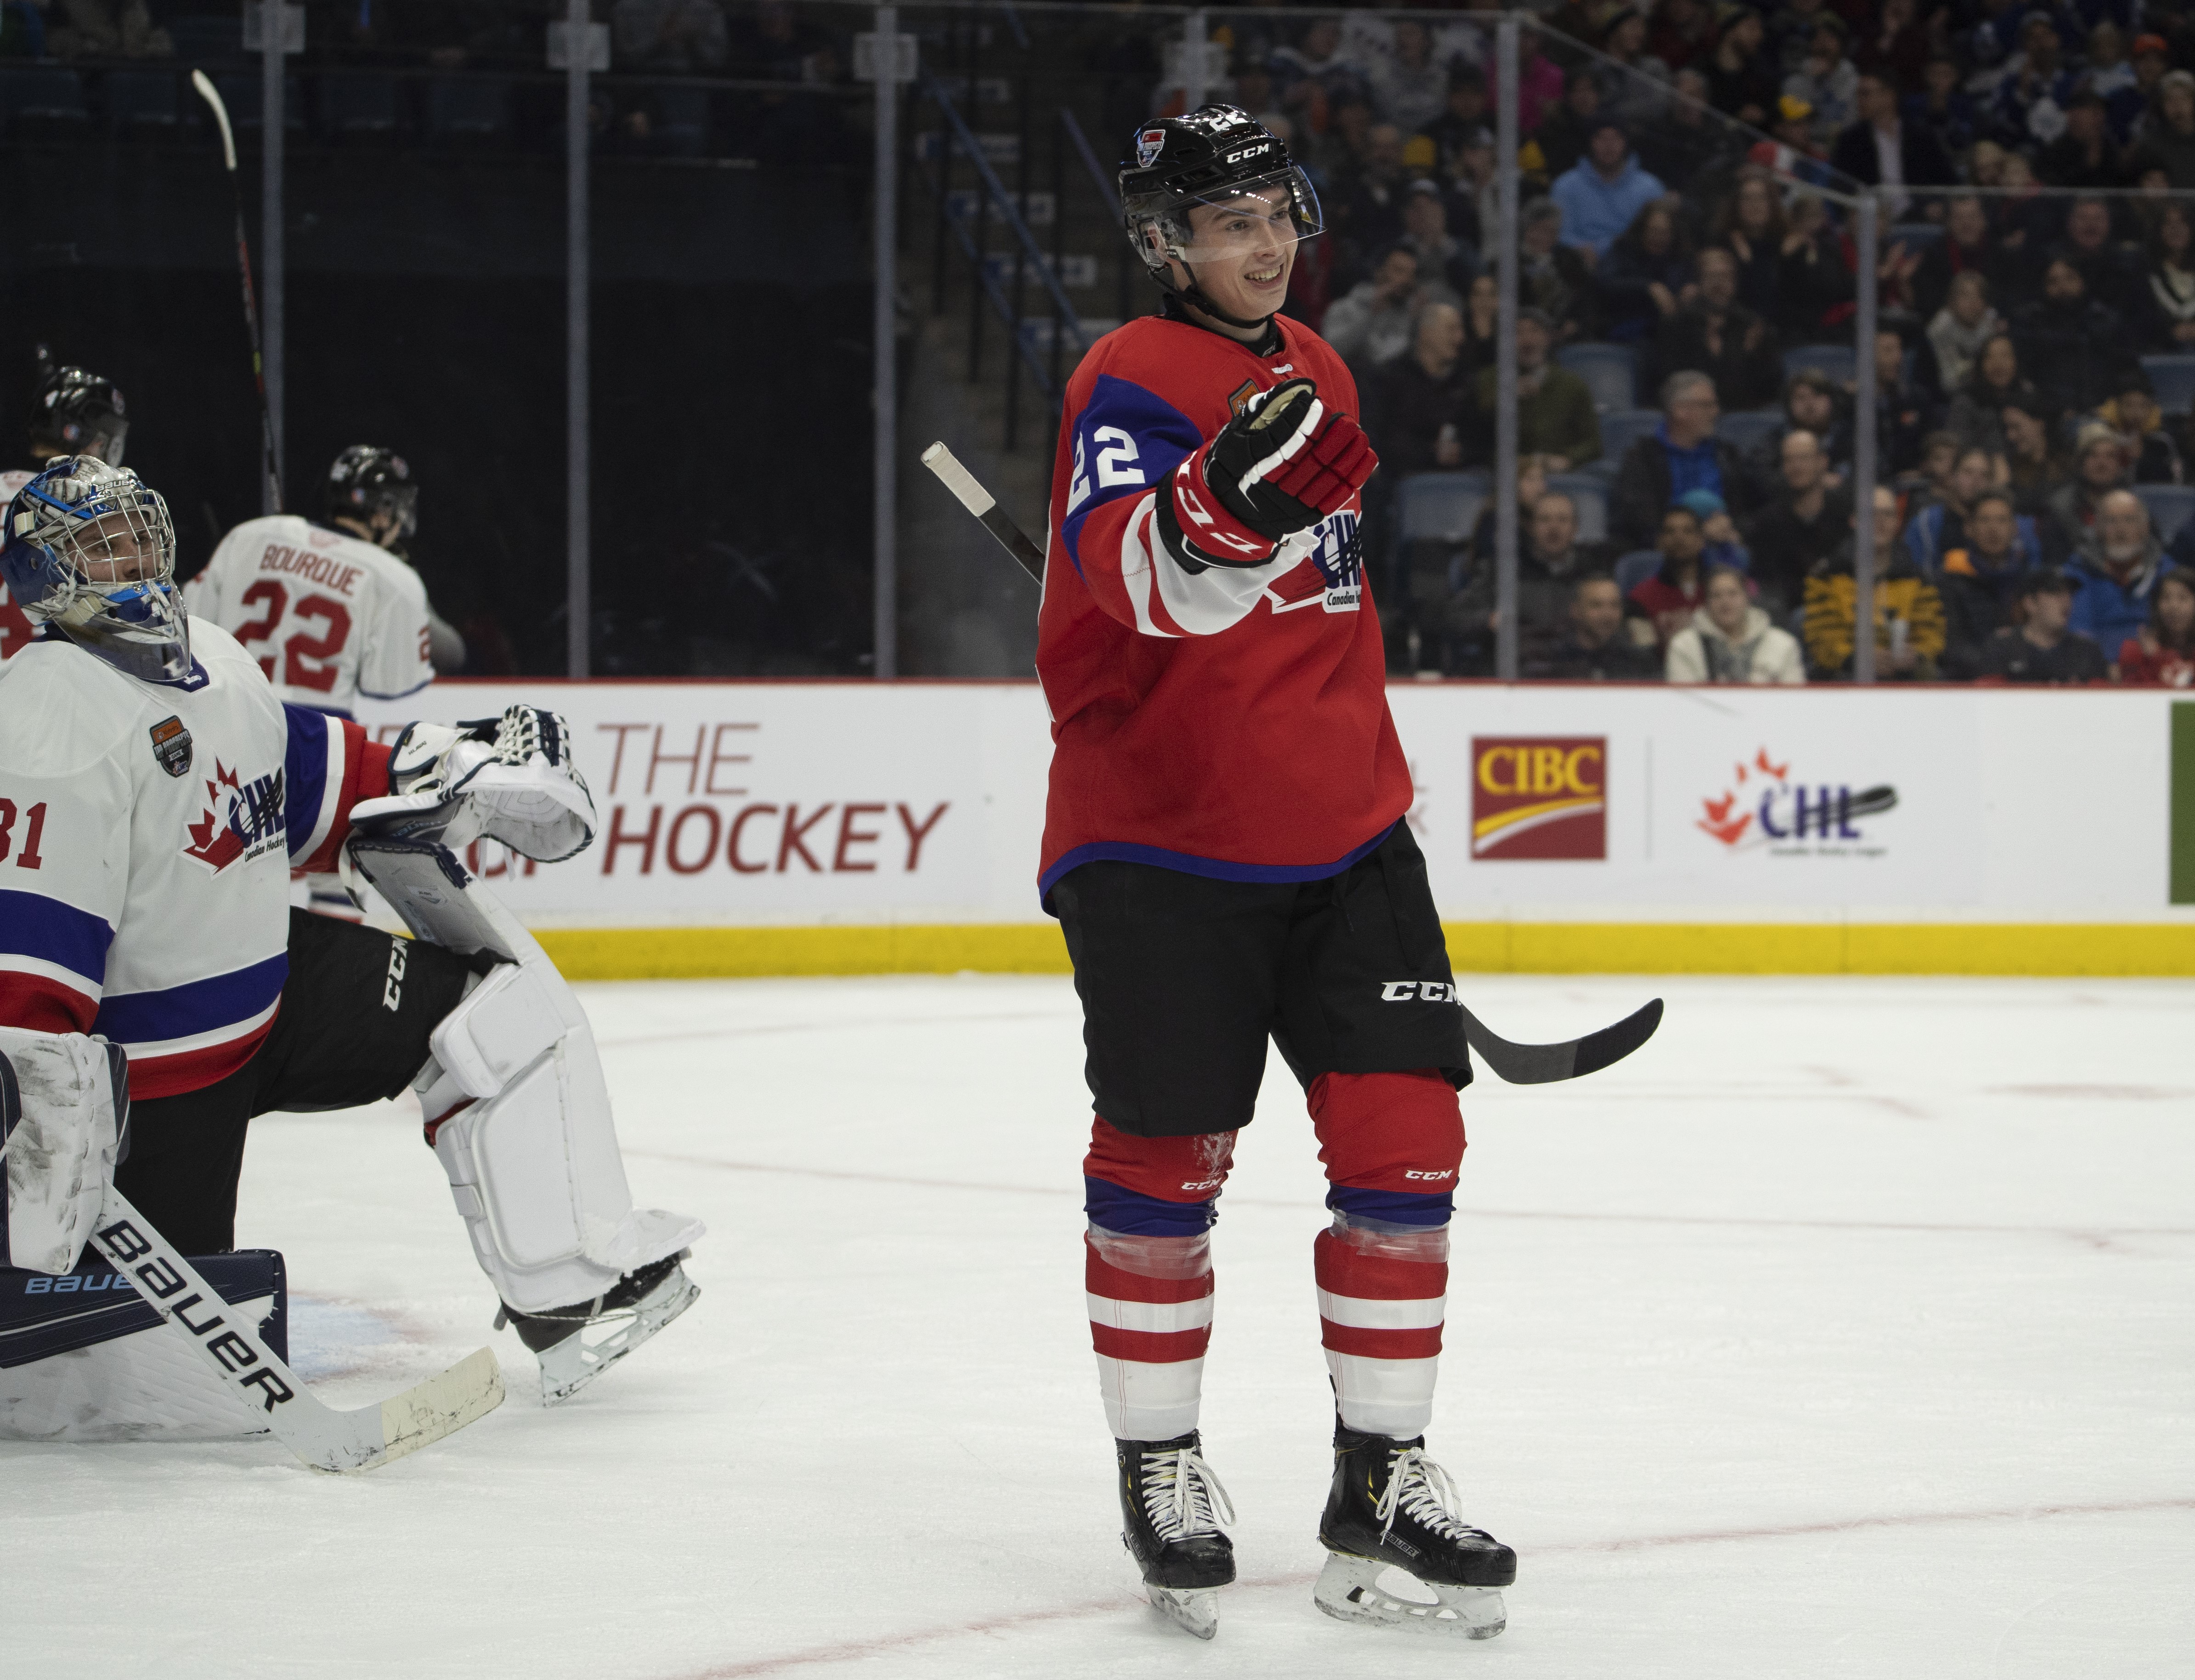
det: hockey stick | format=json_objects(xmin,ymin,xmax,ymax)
[
  {"xmin": 85, "ymin": 1186, "xmax": 503, "ymax": 1472},
  {"xmin": 919, "ymin": 443, "xmax": 1663, "ymax": 1085},
  {"xmin": 190, "ymin": 69, "xmax": 283, "ymax": 515},
  {"xmin": 921, "ymin": 442, "xmax": 1046, "ymax": 582}
]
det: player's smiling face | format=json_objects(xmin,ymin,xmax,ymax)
[{"xmin": 1180, "ymin": 187, "xmax": 1296, "ymax": 322}]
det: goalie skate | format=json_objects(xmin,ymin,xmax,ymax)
[
  {"xmin": 1312, "ymin": 1425, "xmax": 1513, "ymax": 1640},
  {"xmin": 498, "ymin": 1252, "xmax": 697, "ymax": 1406}
]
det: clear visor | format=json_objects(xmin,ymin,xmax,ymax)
[{"xmin": 1151, "ymin": 168, "xmax": 1323, "ymax": 267}]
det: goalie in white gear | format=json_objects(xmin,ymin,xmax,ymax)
[{"xmin": 0, "ymin": 456, "xmax": 699, "ymax": 1433}]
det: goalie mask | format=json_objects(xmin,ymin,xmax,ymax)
[
  {"xmin": 1118, "ymin": 105, "xmax": 1323, "ymax": 329},
  {"xmin": 1, "ymin": 456, "xmax": 189, "ymax": 684}
]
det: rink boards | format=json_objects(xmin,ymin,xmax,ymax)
[{"xmin": 356, "ymin": 682, "xmax": 2195, "ymax": 977}]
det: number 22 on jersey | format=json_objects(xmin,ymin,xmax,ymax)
[{"xmin": 234, "ymin": 581, "xmax": 354, "ymax": 694}]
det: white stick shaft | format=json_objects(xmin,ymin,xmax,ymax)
[
  {"xmin": 191, "ymin": 69, "xmax": 238, "ymax": 172},
  {"xmin": 920, "ymin": 442, "xmax": 996, "ymax": 517}
]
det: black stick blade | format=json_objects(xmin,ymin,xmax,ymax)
[{"xmin": 1460, "ymin": 997, "xmax": 1663, "ymax": 1085}]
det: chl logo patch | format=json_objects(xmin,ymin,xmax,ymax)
[
  {"xmin": 149, "ymin": 715, "xmax": 192, "ymax": 778},
  {"xmin": 1227, "ymin": 378, "xmax": 1261, "ymax": 419},
  {"xmin": 182, "ymin": 761, "xmax": 285, "ymax": 875},
  {"xmin": 1136, "ymin": 127, "xmax": 1167, "ymax": 169}
]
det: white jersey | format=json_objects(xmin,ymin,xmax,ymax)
[
  {"xmin": 0, "ymin": 468, "xmax": 34, "ymax": 659},
  {"xmin": 187, "ymin": 515, "xmax": 434, "ymax": 716},
  {"xmin": 0, "ymin": 620, "xmax": 376, "ymax": 1098}
]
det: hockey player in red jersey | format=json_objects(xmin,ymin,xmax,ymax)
[{"xmin": 1039, "ymin": 107, "xmax": 1515, "ymax": 1641}]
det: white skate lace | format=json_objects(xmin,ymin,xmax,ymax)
[
  {"xmin": 1140, "ymin": 1447, "xmax": 1236, "ymax": 1542},
  {"xmin": 1374, "ymin": 1448, "xmax": 1480, "ymax": 1545}
]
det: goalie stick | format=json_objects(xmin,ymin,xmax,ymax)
[
  {"xmin": 1, "ymin": 1058, "xmax": 503, "ymax": 1471},
  {"xmin": 190, "ymin": 69, "xmax": 283, "ymax": 514},
  {"xmin": 919, "ymin": 441, "xmax": 1663, "ymax": 1085}
]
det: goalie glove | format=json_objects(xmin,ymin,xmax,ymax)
[
  {"xmin": 348, "ymin": 705, "xmax": 596, "ymax": 864},
  {"xmin": 0, "ymin": 1026, "xmax": 129, "ymax": 1276},
  {"xmin": 1155, "ymin": 378, "xmax": 1377, "ymax": 571}
]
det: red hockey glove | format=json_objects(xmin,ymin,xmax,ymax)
[{"xmin": 1158, "ymin": 380, "xmax": 1377, "ymax": 571}]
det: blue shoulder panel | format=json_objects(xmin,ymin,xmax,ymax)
[
  {"xmin": 1059, "ymin": 373, "xmax": 1205, "ymax": 578},
  {"xmin": 280, "ymin": 703, "xmax": 333, "ymax": 862}
]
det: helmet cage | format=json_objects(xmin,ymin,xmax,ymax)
[
  {"xmin": 1127, "ymin": 165, "xmax": 1324, "ymax": 275},
  {"xmin": 2, "ymin": 458, "xmax": 188, "ymax": 682}
]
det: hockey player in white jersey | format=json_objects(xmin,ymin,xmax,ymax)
[
  {"xmin": 188, "ymin": 446, "xmax": 460, "ymax": 918},
  {"xmin": 0, "ymin": 456, "xmax": 701, "ymax": 1431},
  {"xmin": 0, "ymin": 363, "xmax": 130, "ymax": 660}
]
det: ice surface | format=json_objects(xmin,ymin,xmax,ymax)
[{"xmin": 6, "ymin": 974, "xmax": 2191, "ymax": 1678}]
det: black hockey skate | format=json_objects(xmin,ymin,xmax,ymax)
[
  {"xmin": 1116, "ymin": 1432, "xmax": 1236, "ymax": 1640},
  {"xmin": 1314, "ymin": 1424, "xmax": 1515, "ymax": 1639},
  {"xmin": 496, "ymin": 1251, "xmax": 697, "ymax": 1406}
]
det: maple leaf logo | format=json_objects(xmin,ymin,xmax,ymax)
[
  {"xmin": 182, "ymin": 760, "xmax": 247, "ymax": 872},
  {"xmin": 1696, "ymin": 790, "xmax": 1752, "ymax": 847}
]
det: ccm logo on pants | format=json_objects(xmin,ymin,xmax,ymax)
[{"xmin": 1380, "ymin": 981, "xmax": 1456, "ymax": 1002}]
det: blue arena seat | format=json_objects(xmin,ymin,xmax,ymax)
[
  {"xmin": 2139, "ymin": 355, "xmax": 2195, "ymax": 416},
  {"xmin": 1543, "ymin": 473, "xmax": 1609, "ymax": 543},
  {"xmin": 1614, "ymin": 549, "xmax": 1663, "ymax": 594},
  {"xmin": 1784, "ymin": 343, "xmax": 1855, "ymax": 384},
  {"xmin": 321, "ymin": 74, "xmax": 402, "ymax": 139},
  {"xmin": 1556, "ymin": 343, "xmax": 1638, "ymax": 413},
  {"xmin": 2132, "ymin": 483, "xmax": 2195, "ymax": 542},
  {"xmin": 1886, "ymin": 223, "xmax": 1945, "ymax": 255},
  {"xmin": 652, "ymin": 85, "xmax": 712, "ymax": 156},
  {"xmin": 1595, "ymin": 408, "xmax": 1662, "ymax": 469},
  {"xmin": 425, "ymin": 77, "xmax": 512, "ymax": 144},
  {"xmin": 1393, "ymin": 472, "xmax": 1493, "ymax": 562},
  {"xmin": 0, "ymin": 67, "xmax": 90, "ymax": 134},
  {"xmin": 104, "ymin": 69, "xmax": 182, "ymax": 134},
  {"xmin": 1716, "ymin": 409, "xmax": 1784, "ymax": 454}
]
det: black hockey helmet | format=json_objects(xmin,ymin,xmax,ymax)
[
  {"xmin": 1118, "ymin": 104, "xmax": 1323, "ymax": 328},
  {"xmin": 28, "ymin": 366, "xmax": 128, "ymax": 467},
  {"xmin": 323, "ymin": 444, "xmax": 418, "ymax": 543}
]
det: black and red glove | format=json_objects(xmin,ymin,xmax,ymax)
[{"xmin": 1157, "ymin": 379, "xmax": 1378, "ymax": 571}]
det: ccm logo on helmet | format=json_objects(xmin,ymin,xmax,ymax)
[
  {"xmin": 1403, "ymin": 1169, "xmax": 1456, "ymax": 1182},
  {"xmin": 1225, "ymin": 144, "xmax": 1272, "ymax": 163},
  {"xmin": 1380, "ymin": 981, "xmax": 1457, "ymax": 1002}
]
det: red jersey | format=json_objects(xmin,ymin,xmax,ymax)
[{"xmin": 1035, "ymin": 311, "xmax": 1409, "ymax": 898}]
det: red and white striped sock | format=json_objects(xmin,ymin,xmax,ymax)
[
  {"xmin": 1313, "ymin": 1222, "xmax": 1447, "ymax": 1439},
  {"xmin": 1086, "ymin": 1229, "xmax": 1214, "ymax": 1440}
]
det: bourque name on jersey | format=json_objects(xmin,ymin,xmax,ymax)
[{"xmin": 182, "ymin": 760, "xmax": 286, "ymax": 875}]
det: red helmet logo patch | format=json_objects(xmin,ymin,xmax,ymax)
[{"xmin": 1136, "ymin": 127, "xmax": 1166, "ymax": 168}]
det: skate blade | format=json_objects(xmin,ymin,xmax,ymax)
[
  {"xmin": 1147, "ymin": 1584, "xmax": 1221, "ymax": 1640},
  {"xmin": 1312, "ymin": 1553, "xmax": 1506, "ymax": 1640},
  {"xmin": 537, "ymin": 1265, "xmax": 700, "ymax": 1407}
]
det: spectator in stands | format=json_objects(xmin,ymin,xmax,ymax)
[
  {"xmin": 1715, "ymin": 169, "xmax": 1788, "ymax": 327},
  {"xmin": 2126, "ymin": 71, "xmax": 2195, "ymax": 189},
  {"xmin": 1645, "ymin": 67, "xmax": 1736, "ymax": 185},
  {"xmin": 1520, "ymin": 198, "xmax": 1598, "ymax": 340},
  {"xmin": 2143, "ymin": 202, "xmax": 2195, "ymax": 351},
  {"xmin": 44, "ymin": 0, "xmax": 170, "ymax": 58},
  {"xmin": 2012, "ymin": 254, "xmax": 2137, "ymax": 421},
  {"xmin": 1455, "ymin": 489, "xmax": 1608, "ymax": 666},
  {"xmin": 1324, "ymin": 244, "xmax": 1444, "ymax": 373},
  {"xmin": 1628, "ymin": 503, "xmax": 1715, "ymax": 646},
  {"xmin": 1706, "ymin": 9, "xmax": 1778, "ymax": 128},
  {"xmin": 1830, "ymin": 69, "xmax": 1957, "ymax": 215},
  {"xmin": 2116, "ymin": 569, "xmax": 2195, "ymax": 684},
  {"xmin": 1649, "ymin": 247, "xmax": 1782, "ymax": 411},
  {"xmin": 1908, "ymin": 54, "xmax": 1980, "ymax": 160},
  {"xmin": 1914, "ymin": 196, "xmax": 2001, "ymax": 322},
  {"xmin": 1468, "ymin": 308, "xmax": 1601, "ymax": 471},
  {"xmin": 1487, "ymin": 34, "xmax": 1564, "ymax": 139},
  {"xmin": 2048, "ymin": 424, "xmax": 2134, "ymax": 552},
  {"xmin": 614, "ymin": 0, "xmax": 730, "ymax": 71},
  {"xmin": 2001, "ymin": 394, "xmax": 2069, "ymax": 512},
  {"xmin": 1744, "ymin": 428, "xmax": 1853, "ymax": 613},
  {"xmin": 1550, "ymin": 119, "xmax": 1666, "ymax": 262},
  {"xmin": 2066, "ymin": 489, "xmax": 2180, "ymax": 657},
  {"xmin": 1938, "ymin": 489, "xmax": 2046, "ymax": 678},
  {"xmin": 2039, "ymin": 91, "xmax": 2129, "ymax": 190},
  {"xmin": 1667, "ymin": 564, "xmax": 1806, "ymax": 684},
  {"xmin": 1927, "ymin": 271, "xmax": 2002, "ymax": 395},
  {"xmin": 1859, "ymin": 0, "xmax": 1929, "ymax": 94},
  {"xmin": 1370, "ymin": 302, "xmax": 1472, "ymax": 476},
  {"xmin": 1767, "ymin": 0, "xmax": 1830, "ymax": 76},
  {"xmin": 1371, "ymin": 20, "xmax": 1448, "ymax": 138},
  {"xmin": 1526, "ymin": 574, "xmax": 1666, "ymax": 679},
  {"xmin": 1975, "ymin": 569, "xmax": 2110, "ymax": 682},
  {"xmin": 1425, "ymin": 71, "xmax": 1495, "ymax": 175},
  {"xmin": 1784, "ymin": 17, "xmax": 1859, "ymax": 143},
  {"xmin": 1992, "ymin": 11, "xmax": 2078, "ymax": 152},
  {"xmin": 2063, "ymin": 197, "xmax": 2150, "ymax": 325},
  {"xmin": 1612, "ymin": 371, "xmax": 1763, "ymax": 552},
  {"xmin": 1903, "ymin": 446, "xmax": 2007, "ymax": 575},
  {"xmin": 2087, "ymin": 24, "xmax": 2140, "ymax": 138},
  {"xmin": 1333, "ymin": 122, "xmax": 1413, "ymax": 269},
  {"xmin": 1397, "ymin": 180, "xmax": 1474, "ymax": 296},
  {"xmin": 1803, "ymin": 486, "xmax": 1947, "ymax": 680},
  {"xmin": 1647, "ymin": 0, "xmax": 1716, "ymax": 75},
  {"xmin": 1760, "ymin": 368, "xmax": 1854, "ymax": 473},
  {"xmin": 1440, "ymin": 129, "xmax": 1500, "ymax": 263},
  {"xmin": 1458, "ymin": 272, "xmax": 1501, "ymax": 375},
  {"xmin": 1947, "ymin": 334, "xmax": 2037, "ymax": 457},
  {"xmin": 1680, "ymin": 486, "xmax": 1752, "ymax": 565},
  {"xmin": 2099, "ymin": 369, "xmax": 2184, "ymax": 485},
  {"xmin": 1776, "ymin": 192, "xmax": 1858, "ymax": 342},
  {"xmin": 1530, "ymin": 72, "xmax": 1602, "ymax": 185},
  {"xmin": 1873, "ymin": 326, "xmax": 1940, "ymax": 475},
  {"xmin": 1598, "ymin": 201, "xmax": 1695, "ymax": 344},
  {"xmin": 1904, "ymin": 430, "xmax": 1961, "ymax": 503},
  {"xmin": 1594, "ymin": 9, "xmax": 1671, "ymax": 131}
]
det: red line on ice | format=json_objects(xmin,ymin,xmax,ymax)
[{"xmin": 659, "ymin": 1499, "xmax": 2195, "ymax": 1679}]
